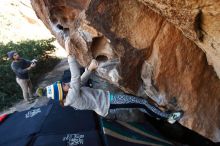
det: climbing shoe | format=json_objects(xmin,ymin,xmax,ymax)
[{"xmin": 167, "ymin": 111, "xmax": 184, "ymax": 124}]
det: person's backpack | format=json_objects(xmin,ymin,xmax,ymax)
[
  {"xmin": 61, "ymin": 69, "xmax": 72, "ymax": 83},
  {"xmin": 62, "ymin": 68, "xmax": 92, "ymax": 87}
]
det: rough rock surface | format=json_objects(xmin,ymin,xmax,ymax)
[
  {"xmin": 31, "ymin": 0, "xmax": 220, "ymax": 141},
  {"xmin": 139, "ymin": 0, "xmax": 220, "ymax": 78}
]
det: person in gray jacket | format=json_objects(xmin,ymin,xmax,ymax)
[
  {"xmin": 7, "ymin": 51, "xmax": 36, "ymax": 102},
  {"xmin": 46, "ymin": 38, "xmax": 183, "ymax": 124}
]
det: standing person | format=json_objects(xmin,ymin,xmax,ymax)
[
  {"xmin": 45, "ymin": 38, "xmax": 183, "ymax": 124},
  {"xmin": 7, "ymin": 51, "xmax": 36, "ymax": 102}
]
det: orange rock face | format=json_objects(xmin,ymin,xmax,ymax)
[
  {"xmin": 31, "ymin": 0, "xmax": 220, "ymax": 141},
  {"xmin": 139, "ymin": 0, "xmax": 220, "ymax": 78}
]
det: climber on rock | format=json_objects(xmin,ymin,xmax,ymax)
[{"xmin": 42, "ymin": 37, "xmax": 184, "ymax": 124}]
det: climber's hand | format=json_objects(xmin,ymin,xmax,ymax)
[{"xmin": 88, "ymin": 59, "xmax": 98, "ymax": 71}]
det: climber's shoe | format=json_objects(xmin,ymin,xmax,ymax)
[{"xmin": 167, "ymin": 110, "xmax": 184, "ymax": 124}]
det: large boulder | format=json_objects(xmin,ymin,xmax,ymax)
[
  {"xmin": 31, "ymin": 0, "xmax": 220, "ymax": 141},
  {"xmin": 139, "ymin": 0, "xmax": 220, "ymax": 78}
]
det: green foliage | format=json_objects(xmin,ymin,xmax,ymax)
[{"xmin": 0, "ymin": 38, "xmax": 60, "ymax": 111}]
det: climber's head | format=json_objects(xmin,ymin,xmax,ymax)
[
  {"xmin": 61, "ymin": 69, "xmax": 71, "ymax": 92},
  {"xmin": 62, "ymin": 82, "xmax": 70, "ymax": 92},
  {"xmin": 46, "ymin": 81, "xmax": 65, "ymax": 105}
]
